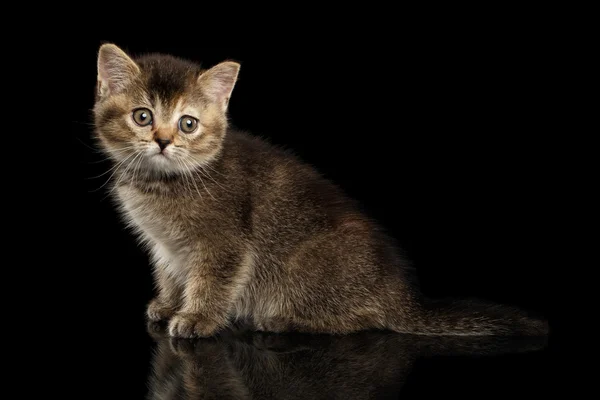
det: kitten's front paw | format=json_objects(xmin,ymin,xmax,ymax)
[
  {"xmin": 168, "ymin": 313, "xmax": 219, "ymax": 338},
  {"xmin": 147, "ymin": 299, "xmax": 177, "ymax": 322}
]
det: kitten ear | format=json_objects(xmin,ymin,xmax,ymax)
[
  {"xmin": 97, "ymin": 44, "xmax": 140, "ymax": 97},
  {"xmin": 197, "ymin": 62, "xmax": 240, "ymax": 109}
]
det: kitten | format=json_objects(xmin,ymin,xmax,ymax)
[{"xmin": 93, "ymin": 43, "xmax": 548, "ymax": 339}]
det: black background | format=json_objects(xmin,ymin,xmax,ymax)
[{"xmin": 67, "ymin": 22, "xmax": 558, "ymax": 397}]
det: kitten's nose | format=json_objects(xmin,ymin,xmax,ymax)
[{"xmin": 155, "ymin": 138, "xmax": 172, "ymax": 151}]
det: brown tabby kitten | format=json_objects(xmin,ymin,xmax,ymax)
[{"xmin": 93, "ymin": 43, "xmax": 548, "ymax": 339}]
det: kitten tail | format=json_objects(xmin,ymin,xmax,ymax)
[{"xmin": 404, "ymin": 298, "xmax": 549, "ymax": 337}]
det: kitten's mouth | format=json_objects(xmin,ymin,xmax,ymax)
[{"xmin": 148, "ymin": 151, "xmax": 173, "ymax": 164}]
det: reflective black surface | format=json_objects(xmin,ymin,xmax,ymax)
[{"xmin": 138, "ymin": 323, "xmax": 548, "ymax": 399}]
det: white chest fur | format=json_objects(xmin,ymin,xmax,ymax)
[{"xmin": 116, "ymin": 185, "xmax": 189, "ymax": 282}]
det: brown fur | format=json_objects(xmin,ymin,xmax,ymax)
[{"xmin": 93, "ymin": 44, "xmax": 548, "ymax": 338}]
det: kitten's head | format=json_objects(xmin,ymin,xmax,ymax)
[{"xmin": 93, "ymin": 44, "xmax": 240, "ymax": 176}]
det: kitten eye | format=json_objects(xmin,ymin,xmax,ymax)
[
  {"xmin": 179, "ymin": 116, "xmax": 198, "ymax": 134},
  {"xmin": 132, "ymin": 108, "xmax": 153, "ymax": 127}
]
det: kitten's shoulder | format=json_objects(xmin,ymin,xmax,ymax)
[
  {"xmin": 224, "ymin": 129, "xmax": 285, "ymax": 153},
  {"xmin": 222, "ymin": 129, "xmax": 304, "ymax": 167}
]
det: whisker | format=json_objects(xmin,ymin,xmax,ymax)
[
  {"xmin": 102, "ymin": 151, "xmax": 145, "ymax": 200},
  {"xmin": 131, "ymin": 149, "xmax": 146, "ymax": 188},
  {"xmin": 88, "ymin": 157, "xmax": 116, "ymax": 165},
  {"xmin": 73, "ymin": 136, "xmax": 99, "ymax": 152},
  {"xmin": 171, "ymin": 149, "xmax": 198, "ymax": 198},
  {"xmin": 181, "ymin": 158, "xmax": 215, "ymax": 201},
  {"xmin": 86, "ymin": 145, "xmax": 140, "ymax": 156},
  {"xmin": 179, "ymin": 158, "xmax": 204, "ymax": 201},
  {"xmin": 198, "ymin": 165, "xmax": 231, "ymax": 193},
  {"xmin": 86, "ymin": 147, "xmax": 144, "ymax": 175},
  {"xmin": 86, "ymin": 146, "xmax": 139, "ymax": 161},
  {"xmin": 201, "ymin": 162, "xmax": 228, "ymax": 178},
  {"xmin": 89, "ymin": 151, "xmax": 138, "ymax": 191},
  {"xmin": 110, "ymin": 146, "xmax": 142, "ymax": 154},
  {"xmin": 174, "ymin": 158, "xmax": 195, "ymax": 196},
  {"xmin": 71, "ymin": 120, "xmax": 96, "ymax": 127},
  {"xmin": 110, "ymin": 152, "xmax": 142, "ymax": 192},
  {"xmin": 87, "ymin": 149, "xmax": 139, "ymax": 179},
  {"xmin": 195, "ymin": 167, "xmax": 216, "ymax": 201}
]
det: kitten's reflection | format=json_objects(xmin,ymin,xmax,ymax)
[{"xmin": 146, "ymin": 323, "xmax": 547, "ymax": 399}]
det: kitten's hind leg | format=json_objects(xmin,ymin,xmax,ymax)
[{"xmin": 268, "ymin": 226, "xmax": 406, "ymax": 335}]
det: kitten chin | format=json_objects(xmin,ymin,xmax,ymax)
[
  {"xmin": 93, "ymin": 43, "xmax": 549, "ymax": 339},
  {"xmin": 144, "ymin": 151, "xmax": 184, "ymax": 175}
]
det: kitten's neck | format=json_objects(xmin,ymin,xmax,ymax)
[
  {"xmin": 113, "ymin": 154, "xmax": 226, "ymax": 195},
  {"xmin": 114, "ymin": 168, "xmax": 177, "ymax": 194}
]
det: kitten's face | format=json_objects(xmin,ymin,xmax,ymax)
[{"xmin": 93, "ymin": 44, "xmax": 239, "ymax": 176}]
